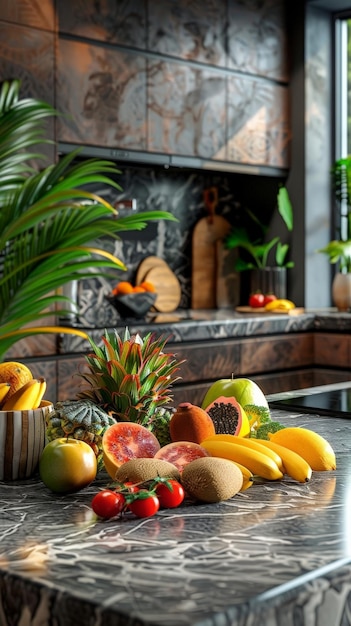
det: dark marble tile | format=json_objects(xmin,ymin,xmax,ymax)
[
  {"xmin": 5, "ymin": 330, "xmax": 57, "ymax": 359},
  {"xmin": 148, "ymin": 0, "xmax": 226, "ymax": 67},
  {"xmin": 227, "ymin": 0, "xmax": 288, "ymax": 82},
  {"xmin": 314, "ymin": 333, "xmax": 350, "ymax": 368},
  {"xmin": 226, "ymin": 75, "xmax": 290, "ymax": 167},
  {"xmin": 147, "ymin": 59, "xmax": 226, "ymax": 159},
  {"xmin": 57, "ymin": 0, "xmax": 147, "ymax": 48},
  {"xmin": 0, "ymin": 0, "xmax": 55, "ymax": 30},
  {"xmin": 240, "ymin": 333, "xmax": 314, "ymax": 373},
  {"xmin": 0, "ymin": 23, "xmax": 55, "ymax": 101},
  {"xmin": 56, "ymin": 38, "xmax": 147, "ymax": 150},
  {"xmin": 0, "ymin": 21, "xmax": 55, "ymax": 161}
]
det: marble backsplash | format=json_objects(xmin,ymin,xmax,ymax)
[{"xmin": 63, "ymin": 161, "xmax": 285, "ymax": 328}]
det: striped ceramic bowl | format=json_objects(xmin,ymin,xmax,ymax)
[{"xmin": 0, "ymin": 400, "xmax": 53, "ymax": 481}]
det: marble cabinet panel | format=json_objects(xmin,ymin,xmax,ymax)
[
  {"xmin": 225, "ymin": 75, "xmax": 290, "ymax": 167},
  {"xmin": 240, "ymin": 333, "xmax": 314, "ymax": 373},
  {"xmin": 314, "ymin": 333, "xmax": 351, "ymax": 368},
  {"xmin": 147, "ymin": 60, "xmax": 226, "ymax": 159},
  {"xmin": 0, "ymin": 22, "xmax": 55, "ymax": 105},
  {"xmin": 0, "ymin": 21, "xmax": 55, "ymax": 162},
  {"xmin": 0, "ymin": 0, "xmax": 55, "ymax": 30},
  {"xmin": 57, "ymin": 0, "xmax": 147, "ymax": 48},
  {"xmin": 227, "ymin": 0, "xmax": 288, "ymax": 82},
  {"xmin": 56, "ymin": 38, "xmax": 147, "ymax": 150},
  {"xmin": 57, "ymin": 356, "xmax": 87, "ymax": 401},
  {"xmin": 148, "ymin": 0, "xmax": 226, "ymax": 67}
]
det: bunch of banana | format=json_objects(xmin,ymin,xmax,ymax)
[
  {"xmin": 231, "ymin": 461, "xmax": 254, "ymax": 491},
  {"xmin": 201, "ymin": 435, "xmax": 284, "ymax": 481},
  {"xmin": 1, "ymin": 378, "xmax": 47, "ymax": 411},
  {"xmin": 264, "ymin": 298, "xmax": 295, "ymax": 311},
  {"xmin": 201, "ymin": 433, "xmax": 313, "ymax": 483},
  {"xmin": 0, "ymin": 382, "xmax": 11, "ymax": 406}
]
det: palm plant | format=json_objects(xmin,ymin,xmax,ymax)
[
  {"xmin": 0, "ymin": 79, "xmax": 177, "ymax": 361},
  {"xmin": 318, "ymin": 156, "xmax": 351, "ymax": 273}
]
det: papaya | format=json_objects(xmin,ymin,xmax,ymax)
[{"xmin": 204, "ymin": 395, "xmax": 250, "ymax": 437}]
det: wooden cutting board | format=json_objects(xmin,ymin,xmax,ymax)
[
  {"xmin": 136, "ymin": 256, "xmax": 169, "ymax": 285},
  {"xmin": 144, "ymin": 265, "xmax": 181, "ymax": 312},
  {"xmin": 192, "ymin": 186, "xmax": 233, "ymax": 309}
]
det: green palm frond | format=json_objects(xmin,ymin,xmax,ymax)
[{"xmin": 0, "ymin": 79, "xmax": 177, "ymax": 360}]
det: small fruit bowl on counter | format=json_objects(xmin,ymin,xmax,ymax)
[
  {"xmin": 105, "ymin": 291, "xmax": 157, "ymax": 319},
  {"xmin": 0, "ymin": 400, "xmax": 54, "ymax": 481},
  {"xmin": 0, "ymin": 361, "xmax": 53, "ymax": 481},
  {"xmin": 105, "ymin": 280, "xmax": 157, "ymax": 319}
]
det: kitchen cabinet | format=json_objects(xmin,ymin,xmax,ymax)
[{"xmin": 54, "ymin": 328, "xmax": 350, "ymax": 406}]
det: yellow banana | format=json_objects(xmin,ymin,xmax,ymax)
[
  {"xmin": 202, "ymin": 434, "xmax": 284, "ymax": 472},
  {"xmin": 32, "ymin": 378, "xmax": 47, "ymax": 409},
  {"xmin": 265, "ymin": 298, "xmax": 295, "ymax": 311},
  {"xmin": 230, "ymin": 461, "xmax": 254, "ymax": 491},
  {"xmin": 255, "ymin": 438, "xmax": 312, "ymax": 483},
  {"xmin": 2, "ymin": 379, "xmax": 42, "ymax": 411},
  {"xmin": 0, "ymin": 382, "xmax": 11, "ymax": 406},
  {"xmin": 200, "ymin": 439, "xmax": 283, "ymax": 481}
]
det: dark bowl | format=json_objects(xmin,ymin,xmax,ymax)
[{"xmin": 105, "ymin": 291, "xmax": 157, "ymax": 319}]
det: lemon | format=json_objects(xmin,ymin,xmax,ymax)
[{"xmin": 269, "ymin": 427, "xmax": 336, "ymax": 471}]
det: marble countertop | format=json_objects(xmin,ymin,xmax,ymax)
[
  {"xmin": 59, "ymin": 308, "xmax": 351, "ymax": 353},
  {"xmin": 1, "ymin": 382, "xmax": 351, "ymax": 626}
]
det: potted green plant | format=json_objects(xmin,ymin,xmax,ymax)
[
  {"xmin": 225, "ymin": 185, "xmax": 294, "ymax": 299},
  {"xmin": 0, "ymin": 79, "xmax": 177, "ymax": 361},
  {"xmin": 317, "ymin": 155, "xmax": 351, "ymax": 310}
]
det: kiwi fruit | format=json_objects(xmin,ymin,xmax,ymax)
[
  {"xmin": 181, "ymin": 457, "xmax": 243, "ymax": 503},
  {"xmin": 114, "ymin": 458, "xmax": 180, "ymax": 483}
]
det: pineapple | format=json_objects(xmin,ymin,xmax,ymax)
[
  {"xmin": 144, "ymin": 406, "xmax": 176, "ymax": 447},
  {"xmin": 46, "ymin": 399, "xmax": 115, "ymax": 470},
  {"xmin": 77, "ymin": 328, "xmax": 184, "ymax": 441}
]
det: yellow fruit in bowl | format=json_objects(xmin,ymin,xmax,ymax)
[
  {"xmin": 269, "ymin": 427, "xmax": 336, "ymax": 471},
  {"xmin": 0, "ymin": 361, "xmax": 33, "ymax": 399}
]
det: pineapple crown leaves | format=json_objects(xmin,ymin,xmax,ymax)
[{"xmin": 77, "ymin": 328, "xmax": 185, "ymax": 419}]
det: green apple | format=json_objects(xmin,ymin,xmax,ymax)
[
  {"xmin": 201, "ymin": 377, "xmax": 268, "ymax": 410},
  {"xmin": 39, "ymin": 438, "xmax": 97, "ymax": 493}
]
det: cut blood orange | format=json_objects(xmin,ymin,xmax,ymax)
[
  {"xmin": 155, "ymin": 441, "xmax": 210, "ymax": 472},
  {"xmin": 102, "ymin": 422, "xmax": 160, "ymax": 480}
]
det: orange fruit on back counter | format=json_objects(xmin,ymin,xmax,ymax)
[
  {"xmin": 0, "ymin": 361, "xmax": 33, "ymax": 398},
  {"xmin": 139, "ymin": 280, "xmax": 156, "ymax": 292},
  {"xmin": 269, "ymin": 427, "xmax": 336, "ymax": 471},
  {"xmin": 113, "ymin": 281, "xmax": 133, "ymax": 295}
]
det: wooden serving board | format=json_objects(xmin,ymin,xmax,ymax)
[
  {"xmin": 191, "ymin": 214, "xmax": 232, "ymax": 309},
  {"xmin": 236, "ymin": 306, "xmax": 305, "ymax": 316},
  {"xmin": 144, "ymin": 265, "xmax": 181, "ymax": 313},
  {"xmin": 136, "ymin": 256, "xmax": 168, "ymax": 285}
]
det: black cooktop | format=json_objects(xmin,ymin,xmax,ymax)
[{"xmin": 269, "ymin": 388, "xmax": 351, "ymax": 418}]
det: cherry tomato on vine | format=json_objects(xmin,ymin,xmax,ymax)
[
  {"xmin": 263, "ymin": 293, "xmax": 277, "ymax": 306},
  {"xmin": 91, "ymin": 490, "xmax": 126, "ymax": 518},
  {"xmin": 155, "ymin": 480, "xmax": 185, "ymax": 508},
  {"xmin": 249, "ymin": 292, "xmax": 265, "ymax": 308},
  {"xmin": 122, "ymin": 481, "xmax": 140, "ymax": 493},
  {"xmin": 128, "ymin": 492, "xmax": 160, "ymax": 518}
]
